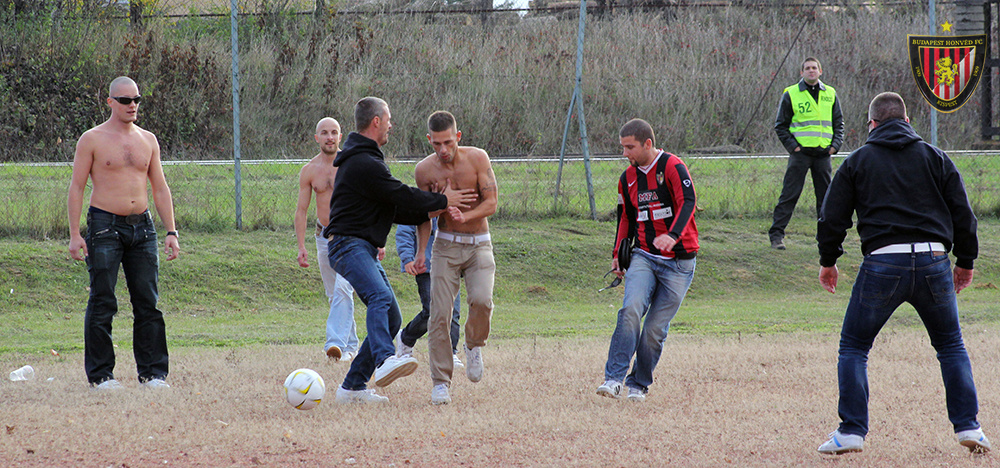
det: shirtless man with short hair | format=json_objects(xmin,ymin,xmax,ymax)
[
  {"xmin": 294, "ymin": 117, "xmax": 364, "ymax": 362},
  {"xmin": 415, "ymin": 110, "xmax": 499, "ymax": 405},
  {"xmin": 68, "ymin": 76, "xmax": 179, "ymax": 390}
]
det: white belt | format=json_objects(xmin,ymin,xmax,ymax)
[
  {"xmin": 870, "ymin": 242, "xmax": 946, "ymax": 255},
  {"xmin": 437, "ymin": 231, "xmax": 491, "ymax": 245}
]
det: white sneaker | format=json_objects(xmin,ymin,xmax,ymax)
[
  {"xmin": 340, "ymin": 351, "xmax": 356, "ymax": 363},
  {"xmin": 373, "ymin": 355, "xmax": 418, "ymax": 387},
  {"xmin": 141, "ymin": 378, "xmax": 170, "ymax": 390},
  {"xmin": 431, "ymin": 384, "xmax": 451, "ymax": 405},
  {"xmin": 818, "ymin": 430, "xmax": 864, "ymax": 454},
  {"xmin": 626, "ymin": 386, "xmax": 646, "ymax": 401},
  {"xmin": 452, "ymin": 353, "xmax": 465, "ymax": 370},
  {"xmin": 92, "ymin": 379, "xmax": 124, "ymax": 391},
  {"xmin": 395, "ymin": 330, "xmax": 413, "ymax": 357},
  {"xmin": 464, "ymin": 344, "xmax": 483, "ymax": 382},
  {"xmin": 958, "ymin": 428, "xmax": 992, "ymax": 453},
  {"xmin": 335, "ymin": 386, "xmax": 388, "ymax": 404},
  {"xmin": 596, "ymin": 380, "xmax": 622, "ymax": 399},
  {"xmin": 325, "ymin": 345, "xmax": 342, "ymax": 360}
]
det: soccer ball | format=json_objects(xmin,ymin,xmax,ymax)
[{"xmin": 283, "ymin": 368, "xmax": 325, "ymax": 410}]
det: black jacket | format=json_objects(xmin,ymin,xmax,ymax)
[
  {"xmin": 323, "ymin": 132, "xmax": 447, "ymax": 248},
  {"xmin": 817, "ymin": 118, "xmax": 978, "ymax": 269}
]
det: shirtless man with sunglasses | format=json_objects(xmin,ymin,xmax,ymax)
[{"xmin": 68, "ymin": 76, "xmax": 179, "ymax": 391}]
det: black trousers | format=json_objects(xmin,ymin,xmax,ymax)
[
  {"xmin": 769, "ymin": 151, "xmax": 831, "ymax": 240},
  {"xmin": 400, "ymin": 272, "xmax": 460, "ymax": 352}
]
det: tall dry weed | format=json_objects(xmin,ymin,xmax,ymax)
[{"xmin": 2, "ymin": 5, "xmax": 982, "ymax": 162}]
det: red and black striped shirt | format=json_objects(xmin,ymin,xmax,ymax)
[{"xmin": 614, "ymin": 151, "xmax": 699, "ymax": 260}]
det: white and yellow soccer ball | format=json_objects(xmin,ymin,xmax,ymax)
[{"xmin": 283, "ymin": 368, "xmax": 325, "ymax": 410}]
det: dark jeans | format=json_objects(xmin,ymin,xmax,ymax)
[
  {"xmin": 400, "ymin": 272, "xmax": 461, "ymax": 352},
  {"xmin": 837, "ymin": 252, "xmax": 981, "ymax": 437},
  {"xmin": 84, "ymin": 207, "xmax": 169, "ymax": 384},
  {"xmin": 769, "ymin": 150, "xmax": 831, "ymax": 240},
  {"xmin": 328, "ymin": 235, "xmax": 401, "ymax": 391}
]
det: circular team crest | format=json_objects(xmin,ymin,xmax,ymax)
[{"xmin": 908, "ymin": 34, "xmax": 987, "ymax": 113}]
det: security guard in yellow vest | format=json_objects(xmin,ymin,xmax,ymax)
[{"xmin": 769, "ymin": 57, "xmax": 844, "ymax": 250}]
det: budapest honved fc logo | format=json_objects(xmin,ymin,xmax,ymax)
[{"xmin": 908, "ymin": 34, "xmax": 987, "ymax": 113}]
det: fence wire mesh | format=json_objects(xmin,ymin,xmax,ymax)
[{"xmin": 4, "ymin": 152, "xmax": 999, "ymax": 238}]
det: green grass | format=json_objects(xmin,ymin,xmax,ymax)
[{"xmin": 3, "ymin": 217, "xmax": 999, "ymax": 356}]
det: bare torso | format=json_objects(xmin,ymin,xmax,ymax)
[
  {"xmin": 85, "ymin": 123, "xmax": 157, "ymax": 215},
  {"xmin": 416, "ymin": 146, "xmax": 497, "ymax": 234},
  {"xmin": 301, "ymin": 154, "xmax": 338, "ymax": 227}
]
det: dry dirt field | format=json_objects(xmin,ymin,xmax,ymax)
[{"xmin": 2, "ymin": 327, "xmax": 1000, "ymax": 467}]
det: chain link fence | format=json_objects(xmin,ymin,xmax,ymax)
[{"xmin": 4, "ymin": 152, "xmax": 999, "ymax": 237}]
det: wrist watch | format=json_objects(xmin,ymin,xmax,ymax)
[{"xmin": 166, "ymin": 231, "xmax": 179, "ymax": 238}]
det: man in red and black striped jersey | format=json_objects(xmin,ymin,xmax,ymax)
[{"xmin": 596, "ymin": 118, "xmax": 699, "ymax": 402}]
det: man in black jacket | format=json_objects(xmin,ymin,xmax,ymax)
[
  {"xmin": 324, "ymin": 96, "xmax": 476, "ymax": 404},
  {"xmin": 816, "ymin": 92, "xmax": 989, "ymax": 454}
]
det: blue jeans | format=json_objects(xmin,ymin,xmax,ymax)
[
  {"xmin": 316, "ymin": 233, "xmax": 358, "ymax": 354},
  {"xmin": 604, "ymin": 250, "xmax": 695, "ymax": 392},
  {"xmin": 400, "ymin": 272, "xmax": 461, "ymax": 352},
  {"xmin": 328, "ymin": 235, "xmax": 401, "ymax": 390},
  {"xmin": 84, "ymin": 207, "xmax": 168, "ymax": 384},
  {"xmin": 837, "ymin": 252, "xmax": 981, "ymax": 437}
]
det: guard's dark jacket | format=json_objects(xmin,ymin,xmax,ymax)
[{"xmin": 817, "ymin": 118, "xmax": 978, "ymax": 269}]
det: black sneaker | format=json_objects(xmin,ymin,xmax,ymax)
[{"xmin": 770, "ymin": 238, "xmax": 786, "ymax": 250}]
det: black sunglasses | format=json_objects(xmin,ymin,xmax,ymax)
[
  {"xmin": 598, "ymin": 269, "xmax": 622, "ymax": 292},
  {"xmin": 111, "ymin": 96, "xmax": 142, "ymax": 105}
]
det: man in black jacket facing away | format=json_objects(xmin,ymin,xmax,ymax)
[
  {"xmin": 816, "ymin": 92, "xmax": 989, "ymax": 454},
  {"xmin": 324, "ymin": 96, "xmax": 476, "ymax": 404}
]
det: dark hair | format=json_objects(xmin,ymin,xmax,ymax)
[
  {"xmin": 619, "ymin": 118, "xmax": 655, "ymax": 146},
  {"xmin": 355, "ymin": 96, "xmax": 388, "ymax": 132},
  {"xmin": 802, "ymin": 57, "xmax": 821, "ymax": 71},
  {"xmin": 869, "ymin": 92, "xmax": 907, "ymax": 122},
  {"xmin": 427, "ymin": 111, "xmax": 456, "ymax": 133}
]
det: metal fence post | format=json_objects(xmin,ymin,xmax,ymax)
[
  {"xmin": 555, "ymin": 0, "xmax": 596, "ymax": 220},
  {"xmin": 231, "ymin": 0, "xmax": 243, "ymax": 229}
]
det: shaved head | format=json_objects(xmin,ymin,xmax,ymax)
[
  {"xmin": 315, "ymin": 117, "xmax": 340, "ymax": 134},
  {"xmin": 109, "ymin": 76, "xmax": 137, "ymax": 97}
]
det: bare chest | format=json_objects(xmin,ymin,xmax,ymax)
[
  {"xmin": 310, "ymin": 166, "xmax": 338, "ymax": 194},
  {"xmin": 430, "ymin": 164, "xmax": 479, "ymax": 191},
  {"xmin": 93, "ymin": 135, "xmax": 153, "ymax": 174}
]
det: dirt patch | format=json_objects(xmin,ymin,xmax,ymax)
[{"xmin": 2, "ymin": 328, "xmax": 998, "ymax": 466}]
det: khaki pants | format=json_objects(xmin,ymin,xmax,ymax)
[{"xmin": 428, "ymin": 235, "xmax": 495, "ymax": 386}]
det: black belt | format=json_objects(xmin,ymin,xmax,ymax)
[{"xmin": 88, "ymin": 207, "xmax": 150, "ymax": 226}]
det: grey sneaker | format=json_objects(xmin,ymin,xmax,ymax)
[
  {"xmin": 431, "ymin": 384, "xmax": 451, "ymax": 405},
  {"xmin": 395, "ymin": 330, "xmax": 413, "ymax": 358},
  {"xmin": 335, "ymin": 386, "xmax": 388, "ymax": 404},
  {"xmin": 957, "ymin": 428, "xmax": 992, "ymax": 453},
  {"xmin": 818, "ymin": 430, "xmax": 864, "ymax": 454},
  {"xmin": 626, "ymin": 386, "xmax": 646, "ymax": 401},
  {"xmin": 770, "ymin": 237, "xmax": 786, "ymax": 250},
  {"xmin": 373, "ymin": 355, "xmax": 418, "ymax": 387},
  {"xmin": 92, "ymin": 379, "xmax": 124, "ymax": 391},
  {"xmin": 464, "ymin": 344, "xmax": 483, "ymax": 382},
  {"xmin": 596, "ymin": 380, "xmax": 622, "ymax": 399},
  {"xmin": 141, "ymin": 378, "xmax": 170, "ymax": 390},
  {"xmin": 452, "ymin": 352, "xmax": 465, "ymax": 370},
  {"xmin": 325, "ymin": 345, "xmax": 342, "ymax": 360}
]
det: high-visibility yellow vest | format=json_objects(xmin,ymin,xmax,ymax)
[{"xmin": 785, "ymin": 82, "xmax": 836, "ymax": 148}]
